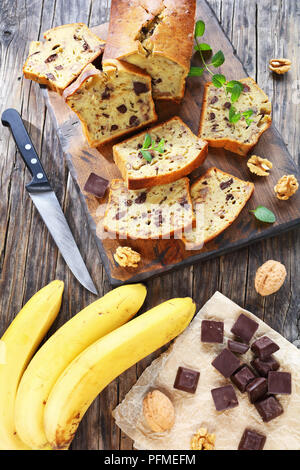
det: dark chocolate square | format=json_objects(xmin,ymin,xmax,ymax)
[
  {"xmin": 246, "ymin": 377, "xmax": 268, "ymax": 403},
  {"xmin": 211, "ymin": 384, "xmax": 238, "ymax": 411},
  {"xmin": 173, "ymin": 366, "xmax": 200, "ymax": 394},
  {"xmin": 201, "ymin": 320, "xmax": 224, "ymax": 343},
  {"xmin": 251, "ymin": 356, "xmax": 280, "ymax": 377},
  {"xmin": 251, "ymin": 336, "xmax": 280, "ymax": 360},
  {"xmin": 230, "ymin": 313, "xmax": 259, "ymax": 343},
  {"xmin": 231, "ymin": 365, "xmax": 256, "ymax": 393},
  {"xmin": 268, "ymin": 371, "xmax": 291, "ymax": 394},
  {"xmin": 227, "ymin": 340, "xmax": 249, "ymax": 354},
  {"xmin": 83, "ymin": 172, "xmax": 109, "ymax": 198},
  {"xmin": 238, "ymin": 428, "xmax": 266, "ymax": 450},
  {"xmin": 212, "ymin": 348, "xmax": 241, "ymax": 378},
  {"xmin": 255, "ymin": 395, "xmax": 283, "ymax": 422}
]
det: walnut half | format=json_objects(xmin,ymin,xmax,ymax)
[
  {"xmin": 247, "ymin": 155, "xmax": 272, "ymax": 176},
  {"xmin": 114, "ymin": 246, "xmax": 141, "ymax": 268},
  {"xmin": 255, "ymin": 260, "xmax": 287, "ymax": 296},
  {"xmin": 269, "ymin": 58, "xmax": 291, "ymax": 75},
  {"xmin": 274, "ymin": 175, "xmax": 299, "ymax": 200},
  {"xmin": 143, "ymin": 390, "xmax": 175, "ymax": 433},
  {"xmin": 191, "ymin": 427, "xmax": 216, "ymax": 450}
]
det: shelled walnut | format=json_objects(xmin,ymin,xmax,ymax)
[
  {"xmin": 269, "ymin": 58, "xmax": 291, "ymax": 74},
  {"xmin": 191, "ymin": 427, "xmax": 216, "ymax": 450},
  {"xmin": 114, "ymin": 246, "xmax": 141, "ymax": 268},
  {"xmin": 143, "ymin": 390, "xmax": 175, "ymax": 433},
  {"xmin": 274, "ymin": 175, "xmax": 299, "ymax": 200},
  {"xmin": 247, "ymin": 155, "xmax": 272, "ymax": 176},
  {"xmin": 255, "ymin": 260, "xmax": 287, "ymax": 296}
]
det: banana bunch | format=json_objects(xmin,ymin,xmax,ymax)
[{"xmin": 0, "ymin": 280, "xmax": 64, "ymax": 450}]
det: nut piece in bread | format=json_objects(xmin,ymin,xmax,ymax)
[
  {"xmin": 103, "ymin": 0, "xmax": 196, "ymax": 100},
  {"xmin": 199, "ymin": 78, "xmax": 272, "ymax": 156},
  {"xmin": 63, "ymin": 60, "xmax": 157, "ymax": 147},
  {"xmin": 113, "ymin": 116, "xmax": 208, "ymax": 189},
  {"xmin": 255, "ymin": 260, "xmax": 287, "ymax": 296},
  {"xmin": 143, "ymin": 390, "xmax": 175, "ymax": 432},
  {"xmin": 23, "ymin": 23, "xmax": 105, "ymax": 94}
]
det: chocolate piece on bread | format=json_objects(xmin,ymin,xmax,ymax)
[
  {"xmin": 63, "ymin": 61, "xmax": 157, "ymax": 147},
  {"xmin": 113, "ymin": 117, "xmax": 208, "ymax": 190},
  {"xmin": 199, "ymin": 77, "xmax": 272, "ymax": 156},
  {"xmin": 103, "ymin": 0, "xmax": 196, "ymax": 100}
]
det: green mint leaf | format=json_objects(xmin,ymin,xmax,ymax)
[
  {"xmin": 242, "ymin": 109, "xmax": 254, "ymax": 126},
  {"xmin": 154, "ymin": 138, "xmax": 165, "ymax": 154},
  {"xmin": 142, "ymin": 133, "xmax": 151, "ymax": 150},
  {"xmin": 250, "ymin": 206, "xmax": 276, "ymax": 224},
  {"xmin": 212, "ymin": 73, "xmax": 226, "ymax": 88},
  {"xmin": 140, "ymin": 149, "xmax": 153, "ymax": 162},
  {"xmin": 194, "ymin": 42, "xmax": 212, "ymax": 51},
  {"xmin": 226, "ymin": 80, "xmax": 243, "ymax": 103},
  {"xmin": 195, "ymin": 20, "xmax": 205, "ymax": 38},
  {"xmin": 211, "ymin": 50, "xmax": 225, "ymax": 68},
  {"xmin": 188, "ymin": 66, "xmax": 205, "ymax": 77},
  {"xmin": 228, "ymin": 105, "xmax": 241, "ymax": 123}
]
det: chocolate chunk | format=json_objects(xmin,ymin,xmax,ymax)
[
  {"xmin": 129, "ymin": 115, "xmax": 139, "ymax": 126},
  {"xmin": 83, "ymin": 172, "xmax": 109, "ymax": 199},
  {"xmin": 135, "ymin": 192, "xmax": 147, "ymax": 204},
  {"xmin": 133, "ymin": 81, "xmax": 149, "ymax": 95},
  {"xmin": 226, "ymin": 193, "xmax": 235, "ymax": 201},
  {"xmin": 82, "ymin": 40, "xmax": 90, "ymax": 51},
  {"xmin": 243, "ymin": 84, "xmax": 251, "ymax": 92},
  {"xmin": 110, "ymin": 124, "xmax": 118, "ymax": 131},
  {"xmin": 173, "ymin": 366, "xmax": 200, "ymax": 394},
  {"xmin": 46, "ymin": 73, "xmax": 55, "ymax": 81},
  {"xmin": 255, "ymin": 395, "xmax": 283, "ymax": 422},
  {"xmin": 246, "ymin": 377, "xmax": 268, "ymax": 403},
  {"xmin": 212, "ymin": 348, "xmax": 241, "ymax": 378},
  {"xmin": 224, "ymin": 101, "xmax": 231, "ymax": 109},
  {"xmin": 220, "ymin": 178, "xmax": 233, "ymax": 190},
  {"xmin": 126, "ymin": 199, "xmax": 133, "ymax": 207},
  {"xmin": 211, "ymin": 384, "xmax": 238, "ymax": 411},
  {"xmin": 55, "ymin": 65, "xmax": 64, "ymax": 70},
  {"xmin": 201, "ymin": 320, "xmax": 224, "ymax": 343},
  {"xmin": 230, "ymin": 313, "xmax": 259, "ymax": 343},
  {"xmin": 231, "ymin": 365, "xmax": 256, "ymax": 392},
  {"xmin": 251, "ymin": 356, "xmax": 279, "ymax": 377},
  {"xmin": 101, "ymin": 87, "xmax": 111, "ymax": 99},
  {"xmin": 251, "ymin": 336, "xmax": 280, "ymax": 360},
  {"xmin": 210, "ymin": 96, "xmax": 218, "ymax": 104},
  {"xmin": 209, "ymin": 112, "xmax": 216, "ymax": 120},
  {"xmin": 152, "ymin": 77, "xmax": 162, "ymax": 85},
  {"xmin": 238, "ymin": 428, "xmax": 266, "ymax": 450},
  {"xmin": 45, "ymin": 53, "xmax": 58, "ymax": 63},
  {"xmin": 117, "ymin": 104, "xmax": 127, "ymax": 114},
  {"xmin": 268, "ymin": 371, "xmax": 291, "ymax": 394},
  {"xmin": 115, "ymin": 210, "xmax": 126, "ymax": 220},
  {"xmin": 227, "ymin": 340, "xmax": 249, "ymax": 354}
]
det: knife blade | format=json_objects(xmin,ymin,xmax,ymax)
[{"xmin": 2, "ymin": 108, "xmax": 98, "ymax": 295}]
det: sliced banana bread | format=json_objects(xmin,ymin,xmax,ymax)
[
  {"xmin": 183, "ymin": 167, "xmax": 254, "ymax": 250},
  {"xmin": 199, "ymin": 78, "xmax": 272, "ymax": 156},
  {"xmin": 63, "ymin": 61, "xmax": 157, "ymax": 147},
  {"xmin": 113, "ymin": 116, "xmax": 208, "ymax": 189},
  {"xmin": 103, "ymin": 178, "xmax": 194, "ymax": 240},
  {"xmin": 23, "ymin": 23, "xmax": 105, "ymax": 94}
]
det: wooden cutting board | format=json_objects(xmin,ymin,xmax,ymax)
[{"xmin": 42, "ymin": 1, "xmax": 300, "ymax": 286}]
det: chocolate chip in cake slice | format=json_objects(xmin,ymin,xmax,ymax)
[{"xmin": 133, "ymin": 81, "xmax": 149, "ymax": 95}]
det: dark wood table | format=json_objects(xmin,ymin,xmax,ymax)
[{"xmin": 0, "ymin": 0, "xmax": 299, "ymax": 450}]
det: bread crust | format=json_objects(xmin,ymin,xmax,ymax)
[
  {"xmin": 103, "ymin": 0, "xmax": 196, "ymax": 100},
  {"xmin": 183, "ymin": 167, "xmax": 254, "ymax": 249},
  {"xmin": 63, "ymin": 61, "xmax": 157, "ymax": 147},
  {"xmin": 113, "ymin": 116, "xmax": 208, "ymax": 189},
  {"xmin": 198, "ymin": 78, "xmax": 272, "ymax": 156},
  {"xmin": 23, "ymin": 23, "xmax": 105, "ymax": 94},
  {"xmin": 104, "ymin": 177, "xmax": 194, "ymax": 240}
]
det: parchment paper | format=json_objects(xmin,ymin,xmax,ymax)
[{"xmin": 113, "ymin": 291, "xmax": 300, "ymax": 450}]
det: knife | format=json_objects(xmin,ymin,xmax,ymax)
[{"xmin": 2, "ymin": 108, "xmax": 98, "ymax": 295}]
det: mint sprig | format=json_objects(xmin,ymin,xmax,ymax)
[
  {"xmin": 250, "ymin": 206, "xmax": 276, "ymax": 224},
  {"xmin": 139, "ymin": 134, "xmax": 165, "ymax": 162}
]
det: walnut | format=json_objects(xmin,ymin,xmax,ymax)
[
  {"xmin": 191, "ymin": 427, "xmax": 216, "ymax": 450},
  {"xmin": 114, "ymin": 246, "xmax": 141, "ymax": 268},
  {"xmin": 247, "ymin": 155, "xmax": 273, "ymax": 176},
  {"xmin": 143, "ymin": 390, "xmax": 175, "ymax": 433},
  {"xmin": 255, "ymin": 260, "xmax": 287, "ymax": 296},
  {"xmin": 274, "ymin": 175, "xmax": 299, "ymax": 200},
  {"xmin": 269, "ymin": 58, "xmax": 291, "ymax": 74}
]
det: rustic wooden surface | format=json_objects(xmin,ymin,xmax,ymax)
[{"xmin": 0, "ymin": 0, "xmax": 299, "ymax": 450}]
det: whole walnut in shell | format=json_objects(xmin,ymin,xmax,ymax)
[
  {"xmin": 255, "ymin": 260, "xmax": 287, "ymax": 296},
  {"xmin": 143, "ymin": 390, "xmax": 175, "ymax": 433}
]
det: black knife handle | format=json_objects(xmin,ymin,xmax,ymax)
[{"xmin": 1, "ymin": 108, "xmax": 52, "ymax": 193}]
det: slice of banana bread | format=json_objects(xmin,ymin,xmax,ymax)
[
  {"xmin": 199, "ymin": 78, "xmax": 272, "ymax": 156},
  {"xmin": 113, "ymin": 116, "xmax": 208, "ymax": 189},
  {"xmin": 183, "ymin": 167, "xmax": 254, "ymax": 250},
  {"xmin": 63, "ymin": 60, "xmax": 157, "ymax": 147},
  {"xmin": 23, "ymin": 23, "xmax": 105, "ymax": 94},
  {"xmin": 103, "ymin": 178, "xmax": 194, "ymax": 240}
]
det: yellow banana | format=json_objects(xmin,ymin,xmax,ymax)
[
  {"xmin": 15, "ymin": 284, "xmax": 146, "ymax": 450},
  {"xmin": 0, "ymin": 280, "xmax": 64, "ymax": 450},
  {"xmin": 44, "ymin": 297, "xmax": 195, "ymax": 449}
]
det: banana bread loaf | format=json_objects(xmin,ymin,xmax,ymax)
[
  {"xmin": 113, "ymin": 116, "xmax": 208, "ymax": 189},
  {"xmin": 103, "ymin": 178, "xmax": 194, "ymax": 239},
  {"xmin": 63, "ymin": 61, "xmax": 157, "ymax": 147},
  {"xmin": 103, "ymin": 0, "xmax": 196, "ymax": 101},
  {"xmin": 199, "ymin": 78, "xmax": 272, "ymax": 156},
  {"xmin": 23, "ymin": 23, "xmax": 105, "ymax": 94},
  {"xmin": 183, "ymin": 167, "xmax": 254, "ymax": 250}
]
